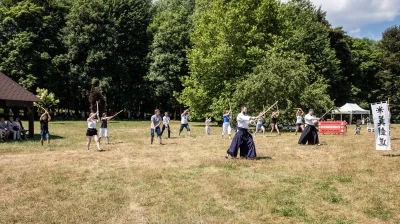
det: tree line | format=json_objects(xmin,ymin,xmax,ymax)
[{"xmin": 0, "ymin": 0, "xmax": 399, "ymax": 122}]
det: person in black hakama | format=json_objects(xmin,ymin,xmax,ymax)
[
  {"xmin": 298, "ymin": 109, "xmax": 321, "ymax": 146},
  {"xmin": 226, "ymin": 106, "xmax": 263, "ymax": 159}
]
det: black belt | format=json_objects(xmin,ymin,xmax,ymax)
[{"xmin": 237, "ymin": 127, "xmax": 248, "ymax": 131}]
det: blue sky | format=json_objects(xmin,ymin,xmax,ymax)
[
  {"xmin": 281, "ymin": 0, "xmax": 400, "ymax": 40},
  {"xmin": 302, "ymin": 0, "xmax": 400, "ymax": 40}
]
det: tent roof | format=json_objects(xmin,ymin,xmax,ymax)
[
  {"xmin": 0, "ymin": 72, "xmax": 41, "ymax": 102},
  {"xmin": 332, "ymin": 103, "xmax": 370, "ymax": 115}
]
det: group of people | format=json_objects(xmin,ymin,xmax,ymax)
[
  {"xmin": 86, "ymin": 109, "xmax": 119, "ymax": 151},
  {"xmin": 0, "ymin": 116, "xmax": 27, "ymax": 142},
  {"xmin": 1, "ymin": 103, "xmax": 321, "ymax": 157},
  {"xmin": 226, "ymin": 106, "xmax": 321, "ymax": 159}
]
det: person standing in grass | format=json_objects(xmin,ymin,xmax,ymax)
[
  {"xmin": 222, "ymin": 109, "xmax": 232, "ymax": 139},
  {"xmin": 205, "ymin": 117, "xmax": 212, "ymax": 135},
  {"xmin": 151, "ymin": 109, "xmax": 163, "ymax": 145},
  {"xmin": 270, "ymin": 111, "xmax": 280, "ymax": 135},
  {"xmin": 254, "ymin": 116, "xmax": 265, "ymax": 136},
  {"xmin": 179, "ymin": 109, "xmax": 190, "ymax": 136},
  {"xmin": 99, "ymin": 113, "xmax": 115, "ymax": 144},
  {"xmin": 161, "ymin": 112, "xmax": 171, "ymax": 138},
  {"xmin": 226, "ymin": 106, "xmax": 262, "ymax": 159},
  {"xmin": 86, "ymin": 111, "xmax": 102, "ymax": 151},
  {"xmin": 40, "ymin": 110, "xmax": 51, "ymax": 146},
  {"xmin": 298, "ymin": 109, "xmax": 321, "ymax": 146},
  {"xmin": 295, "ymin": 108, "xmax": 304, "ymax": 135}
]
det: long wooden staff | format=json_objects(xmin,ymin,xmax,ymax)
[
  {"xmin": 260, "ymin": 101, "xmax": 278, "ymax": 117},
  {"xmin": 320, "ymin": 107, "xmax": 334, "ymax": 119},
  {"xmin": 250, "ymin": 101, "xmax": 278, "ymax": 125},
  {"xmin": 112, "ymin": 110, "xmax": 124, "ymax": 118}
]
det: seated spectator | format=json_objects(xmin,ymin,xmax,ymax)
[
  {"xmin": 0, "ymin": 117, "xmax": 10, "ymax": 142},
  {"xmin": 15, "ymin": 117, "xmax": 27, "ymax": 140},
  {"xmin": 7, "ymin": 116, "xmax": 22, "ymax": 141}
]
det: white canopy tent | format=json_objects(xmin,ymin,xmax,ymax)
[{"xmin": 331, "ymin": 103, "xmax": 371, "ymax": 124}]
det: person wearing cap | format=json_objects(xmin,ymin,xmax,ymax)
[
  {"xmin": 298, "ymin": 109, "xmax": 321, "ymax": 145},
  {"xmin": 225, "ymin": 106, "xmax": 263, "ymax": 159}
]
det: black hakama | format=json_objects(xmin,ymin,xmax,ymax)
[
  {"xmin": 227, "ymin": 128, "xmax": 257, "ymax": 158},
  {"xmin": 298, "ymin": 125, "xmax": 319, "ymax": 145}
]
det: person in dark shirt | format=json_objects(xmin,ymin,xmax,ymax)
[
  {"xmin": 40, "ymin": 109, "xmax": 51, "ymax": 146},
  {"xmin": 270, "ymin": 111, "xmax": 280, "ymax": 135},
  {"xmin": 99, "ymin": 113, "xmax": 116, "ymax": 144}
]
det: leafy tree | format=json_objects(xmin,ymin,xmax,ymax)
[
  {"xmin": 178, "ymin": 0, "xmax": 282, "ymax": 119},
  {"xmin": 34, "ymin": 88, "xmax": 60, "ymax": 110},
  {"xmin": 378, "ymin": 25, "xmax": 400, "ymax": 112},
  {"xmin": 232, "ymin": 52, "xmax": 333, "ymax": 122},
  {"xmin": 280, "ymin": 0, "xmax": 341, "ymax": 100},
  {"xmin": 146, "ymin": 0, "xmax": 195, "ymax": 112}
]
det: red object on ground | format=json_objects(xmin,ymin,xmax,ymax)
[{"xmin": 318, "ymin": 121, "xmax": 347, "ymax": 134}]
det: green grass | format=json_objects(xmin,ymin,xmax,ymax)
[{"xmin": 0, "ymin": 121, "xmax": 400, "ymax": 223}]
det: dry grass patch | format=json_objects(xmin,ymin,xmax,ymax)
[{"xmin": 0, "ymin": 121, "xmax": 400, "ymax": 223}]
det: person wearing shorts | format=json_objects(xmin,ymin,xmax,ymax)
[
  {"xmin": 151, "ymin": 109, "xmax": 162, "ymax": 145},
  {"xmin": 222, "ymin": 110, "xmax": 232, "ymax": 139},
  {"xmin": 295, "ymin": 108, "xmax": 304, "ymax": 135},
  {"xmin": 270, "ymin": 111, "xmax": 280, "ymax": 135},
  {"xmin": 99, "ymin": 113, "xmax": 115, "ymax": 144},
  {"xmin": 86, "ymin": 112, "xmax": 102, "ymax": 151},
  {"xmin": 179, "ymin": 109, "xmax": 191, "ymax": 136},
  {"xmin": 40, "ymin": 110, "xmax": 51, "ymax": 145},
  {"xmin": 254, "ymin": 116, "xmax": 265, "ymax": 136}
]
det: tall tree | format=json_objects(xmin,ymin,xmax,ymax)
[
  {"xmin": 146, "ymin": 0, "xmax": 195, "ymax": 112},
  {"xmin": 378, "ymin": 26, "xmax": 400, "ymax": 113},
  {"xmin": 0, "ymin": 0, "xmax": 65, "ymax": 91},
  {"xmin": 55, "ymin": 0, "xmax": 152, "ymax": 113},
  {"xmin": 280, "ymin": 0, "xmax": 341, "ymax": 102},
  {"xmin": 178, "ymin": 0, "xmax": 282, "ymax": 119}
]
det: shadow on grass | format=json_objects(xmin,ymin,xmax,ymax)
[
  {"xmin": 30, "ymin": 134, "xmax": 64, "ymax": 140},
  {"xmin": 382, "ymin": 154, "xmax": 400, "ymax": 157},
  {"xmin": 2, "ymin": 134, "xmax": 64, "ymax": 143},
  {"xmin": 255, "ymin": 156, "xmax": 273, "ymax": 160}
]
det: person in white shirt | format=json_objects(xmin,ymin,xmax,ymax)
[
  {"xmin": 295, "ymin": 108, "xmax": 304, "ymax": 135},
  {"xmin": 161, "ymin": 112, "xmax": 171, "ymax": 138},
  {"xmin": 222, "ymin": 109, "xmax": 232, "ymax": 139},
  {"xmin": 150, "ymin": 109, "xmax": 163, "ymax": 145},
  {"xmin": 86, "ymin": 110, "xmax": 102, "ymax": 151},
  {"xmin": 179, "ymin": 109, "xmax": 190, "ymax": 136},
  {"xmin": 226, "ymin": 106, "xmax": 263, "ymax": 159},
  {"xmin": 298, "ymin": 109, "xmax": 321, "ymax": 146},
  {"xmin": 205, "ymin": 117, "xmax": 212, "ymax": 135}
]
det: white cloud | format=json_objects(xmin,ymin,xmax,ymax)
[
  {"xmin": 283, "ymin": 0, "xmax": 400, "ymax": 30},
  {"xmin": 349, "ymin": 28, "xmax": 361, "ymax": 34}
]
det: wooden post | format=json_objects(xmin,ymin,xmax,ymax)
[{"xmin": 28, "ymin": 104, "xmax": 34, "ymax": 138}]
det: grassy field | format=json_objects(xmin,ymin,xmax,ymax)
[{"xmin": 0, "ymin": 120, "xmax": 399, "ymax": 224}]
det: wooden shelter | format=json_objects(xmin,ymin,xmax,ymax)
[{"xmin": 0, "ymin": 72, "xmax": 42, "ymax": 138}]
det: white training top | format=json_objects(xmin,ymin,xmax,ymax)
[
  {"xmin": 181, "ymin": 113, "xmax": 189, "ymax": 124},
  {"xmin": 88, "ymin": 119, "xmax": 97, "ymax": 129},
  {"xmin": 163, "ymin": 116, "xmax": 170, "ymax": 125},
  {"xmin": 304, "ymin": 114, "xmax": 315, "ymax": 126},
  {"xmin": 205, "ymin": 118, "xmax": 211, "ymax": 126},
  {"xmin": 237, "ymin": 113, "xmax": 251, "ymax": 129},
  {"xmin": 296, "ymin": 115, "xmax": 303, "ymax": 124}
]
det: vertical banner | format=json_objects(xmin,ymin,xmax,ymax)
[{"xmin": 371, "ymin": 102, "xmax": 391, "ymax": 150}]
